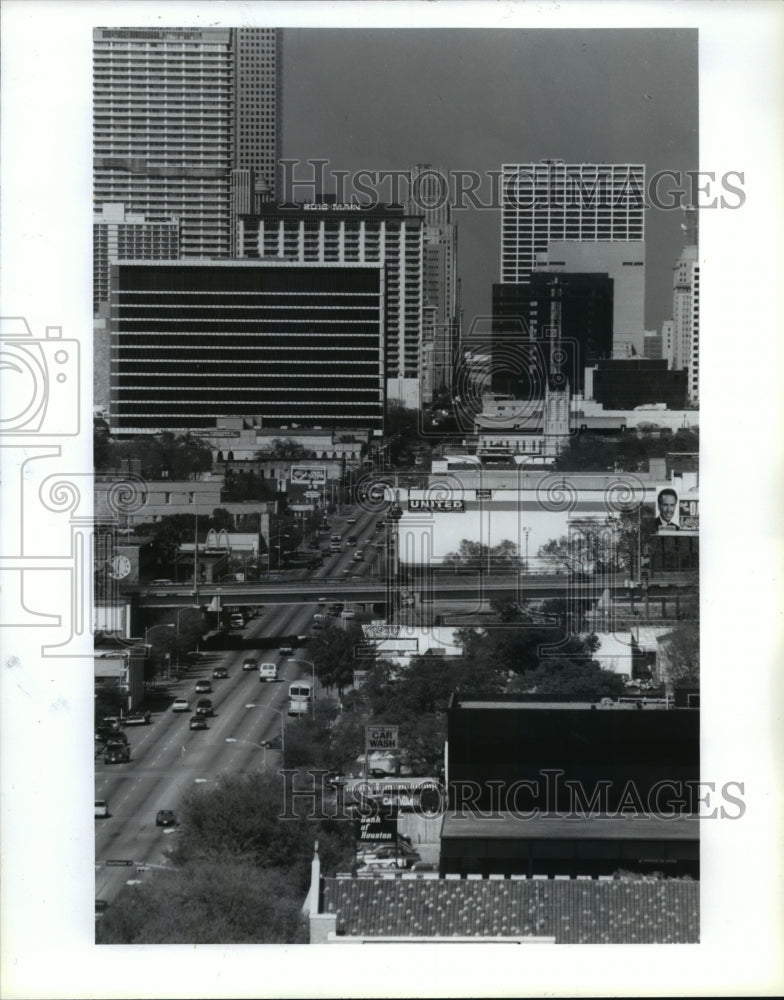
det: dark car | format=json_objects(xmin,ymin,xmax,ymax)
[
  {"xmin": 194, "ymin": 680, "xmax": 212, "ymax": 694},
  {"xmin": 312, "ymin": 621, "xmax": 326, "ymax": 631},
  {"xmin": 155, "ymin": 810, "xmax": 177, "ymax": 827},
  {"xmin": 242, "ymin": 657, "xmax": 258, "ymax": 671},
  {"xmin": 104, "ymin": 744, "xmax": 130, "ymax": 764},
  {"xmin": 347, "ymin": 535, "xmax": 358, "ymax": 545},
  {"xmin": 260, "ymin": 735, "xmax": 282, "ymax": 750},
  {"xmin": 279, "ymin": 642, "xmax": 294, "ymax": 655},
  {"xmin": 196, "ymin": 698, "xmax": 214, "ymax": 717},
  {"xmin": 98, "ymin": 728, "xmax": 129, "ymax": 746},
  {"xmin": 189, "ymin": 715, "xmax": 208, "ymax": 730},
  {"xmin": 212, "ymin": 665, "xmax": 229, "ymax": 679}
]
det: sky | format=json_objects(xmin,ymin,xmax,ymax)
[{"xmin": 282, "ymin": 28, "xmax": 698, "ymax": 335}]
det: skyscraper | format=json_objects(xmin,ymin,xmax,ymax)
[
  {"xmin": 238, "ymin": 200, "xmax": 424, "ymax": 405},
  {"xmin": 670, "ymin": 244, "xmax": 699, "ymax": 405},
  {"xmin": 407, "ymin": 165, "xmax": 459, "ymax": 401},
  {"xmin": 93, "ymin": 27, "xmax": 281, "ymax": 260},
  {"xmin": 500, "ymin": 161, "xmax": 646, "ymax": 354}
]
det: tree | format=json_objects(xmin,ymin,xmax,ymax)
[
  {"xmin": 255, "ymin": 438, "xmax": 316, "ymax": 461},
  {"xmin": 657, "ymin": 623, "xmax": 699, "ymax": 690},
  {"xmin": 508, "ymin": 656, "xmax": 626, "ymax": 701},
  {"xmin": 443, "ymin": 539, "xmax": 523, "ymax": 571},
  {"xmin": 96, "ymin": 862, "xmax": 309, "ymax": 944},
  {"xmin": 307, "ymin": 622, "xmax": 365, "ymax": 695}
]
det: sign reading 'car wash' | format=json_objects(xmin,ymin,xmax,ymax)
[
  {"xmin": 366, "ymin": 725, "xmax": 398, "ymax": 750},
  {"xmin": 408, "ymin": 498, "xmax": 464, "ymax": 512}
]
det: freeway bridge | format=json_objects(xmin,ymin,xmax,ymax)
[{"xmin": 133, "ymin": 571, "xmax": 695, "ymax": 611}]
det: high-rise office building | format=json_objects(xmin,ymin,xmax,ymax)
[
  {"xmin": 407, "ymin": 165, "xmax": 459, "ymax": 401},
  {"xmin": 108, "ymin": 260, "xmax": 385, "ymax": 434},
  {"xmin": 492, "ymin": 272, "xmax": 614, "ymax": 395},
  {"xmin": 93, "ymin": 27, "xmax": 281, "ymax": 260},
  {"xmin": 238, "ymin": 200, "xmax": 424, "ymax": 404},
  {"xmin": 500, "ymin": 161, "xmax": 645, "ymax": 354},
  {"xmin": 670, "ymin": 244, "xmax": 699, "ymax": 405}
]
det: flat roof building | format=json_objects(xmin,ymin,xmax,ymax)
[{"xmin": 108, "ymin": 260, "xmax": 386, "ymax": 434}]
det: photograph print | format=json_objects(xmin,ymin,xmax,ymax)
[{"xmin": 90, "ymin": 19, "xmax": 707, "ymax": 950}]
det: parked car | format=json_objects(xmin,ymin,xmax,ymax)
[
  {"xmin": 410, "ymin": 862, "xmax": 437, "ymax": 872},
  {"xmin": 189, "ymin": 715, "xmax": 208, "ymax": 730},
  {"xmin": 122, "ymin": 710, "xmax": 151, "ymax": 726},
  {"xmin": 194, "ymin": 680, "xmax": 212, "ymax": 694},
  {"xmin": 242, "ymin": 657, "xmax": 258, "ymax": 671},
  {"xmin": 212, "ymin": 665, "xmax": 229, "ymax": 679},
  {"xmin": 196, "ymin": 698, "xmax": 214, "ymax": 717},
  {"xmin": 94, "ymin": 799, "xmax": 109, "ymax": 819},
  {"xmin": 155, "ymin": 810, "xmax": 177, "ymax": 827},
  {"xmin": 172, "ymin": 698, "xmax": 190, "ymax": 712}
]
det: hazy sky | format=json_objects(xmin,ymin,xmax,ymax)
[{"xmin": 282, "ymin": 28, "xmax": 698, "ymax": 334}]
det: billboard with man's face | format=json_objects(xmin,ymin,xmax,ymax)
[{"xmin": 651, "ymin": 485, "xmax": 699, "ymax": 535}]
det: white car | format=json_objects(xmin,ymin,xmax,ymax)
[
  {"xmin": 172, "ymin": 698, "xmax": 190, "ymax": 712},
  {"xmin": 95, "ymin": 799, "xmax": 109, "ymax": 819},
  {"xmin": 341, "ymin": 609, "xmax": 356, "ymax": 619}
]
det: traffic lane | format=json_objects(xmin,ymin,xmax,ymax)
[{"xmin": 96, "ymin": 674, "xmax": 292, "ymax": 900}]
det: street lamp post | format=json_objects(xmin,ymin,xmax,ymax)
[
  {"xmin": 287, "ymin": 658, "xmax": 316, "ymax": 717},
  {"xmin": 522, "ymin": 526, "xmax": 531, "ymax": 574},
  {"xmin": 227, "ymin": 703, "xmax": 286, "ymax": 766}
]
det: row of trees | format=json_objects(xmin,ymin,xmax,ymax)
[
  {"xmin": 94, "ymin": 423, "xmax": 213, "ymax": 480},
  {"xmin": 554, "ymin": 428, "xmax": 699, "ymax": 473}
]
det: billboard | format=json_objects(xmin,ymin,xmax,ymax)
[
  {"xmin": 290, "ymin": 465, "xmax": 327, "ymax": 484},
  {"xmin": 653, "ymin": 485, "xmax": 699, "ymax": 535}
]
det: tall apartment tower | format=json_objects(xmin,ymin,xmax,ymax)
[
  {"xmin": 500, "ymin": 161, "xmax": 646, "ymax": 354},
  {"xmin": 407, "ymin": 165, "xmax": 459, "ymax": 401},
  {"xmin": 93, "ymin": 27, "xmax": 281, "ymax": 260}
]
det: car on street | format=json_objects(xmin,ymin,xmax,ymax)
[
  {"xmin": 242, "ymin": 657, "xmax": 258, "ymax": 671},
  {"xmin": 346, "ymin": 517, "xmax": 357, "ymax": 524},
  {"xmin": 317, "ymin": 597, "xmax": 327, "ymax": 604},
  {"xmin": 95, "ymin": 899, "xmax": 109, "ymax": 918},
  {"xmin": 312, "ymin": 621, "xmax": 327, "ymax": 631},
  {"xmin": 374, "ymin": 540, "xmax": 384, "ymax": 549},
  {"xmin": 94, "ymin": 799, "xmax": 110, "ymax": 819},
  {"xmin": 194, "ymin": 680, "xmax": 212, "ymax": 694},
  {"xmin": 212, "ymin": 665, "xmax": 229, "ymax": 679},
  {"xmin": 172, "ymin": 698, "xmax": 190, "ymax": 712},
  {"xmin": 122, "ymin": 710, "xmax": 151, "ymax": 726},
  {"xmin": 189, "ymin": 715, "xmax": 208, "ymax": 730},
  {"xmin": 341, "ymin": 609, "xmax": 356, "ymax": 619},
  {"xmin": 98, "ymin": 728, "xmax": 129, "ymax": 746},
  {"xmin": 155, "ymin": 809, "xmax": 177, "ymax": 827},
  {"xmin": 347, "ymin": 535, "xmax": 358, "ymax": 545},
  {"xmin": 229, "ymin": 613, "xmax": 245, "ymax": 629},
  {"xmin": 410, "ymin": 862, "xmax": 437, "ymax": 872},
  {"xmin": 352, "ymin": 551, "xmax": 363, "ymax": 561},
  {"xmin": 279, "ymin": 642, "xmax": 293, "ymax": 655},
  {"xmin": 105, "ymin": 744, "xmax": 131, "ymax": 764},
  {"xmin": 196, "ymin": 698, "xmax": 214, "ymax": 717},
  {"xmin": 186, "ymin": 650, "xmax": 207, "ymax": 662},
  {"xmin": 376, "ymin": 520, "xmax": 385, "ymax": 531},
  {"xmin": 151, "ymin": 578, "xmax": 173, "ymax": 586}
]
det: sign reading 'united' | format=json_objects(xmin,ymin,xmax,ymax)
[{"xmin": 408, "ymin": 498, "xmax": 464, "ymax": 512}]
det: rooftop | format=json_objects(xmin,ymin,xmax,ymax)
[{"xmin": 321, "ymin": 876, "xmax": 698, "ymax": 943}]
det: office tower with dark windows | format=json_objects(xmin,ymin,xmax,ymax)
[
  {"xmin": 500, "ymin": 161, "xmax": 646, "ymax": 355},
  {"xmin": 238, "ymin": 200, "xmax": 424, "ymax": 407},
  {"xmin": 93, "ymin": 27, "xmax": 281, "ymax": 261},
  {"xmin": 107, "ymin": 260, "xmax": 385, "ymax": 434}
]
